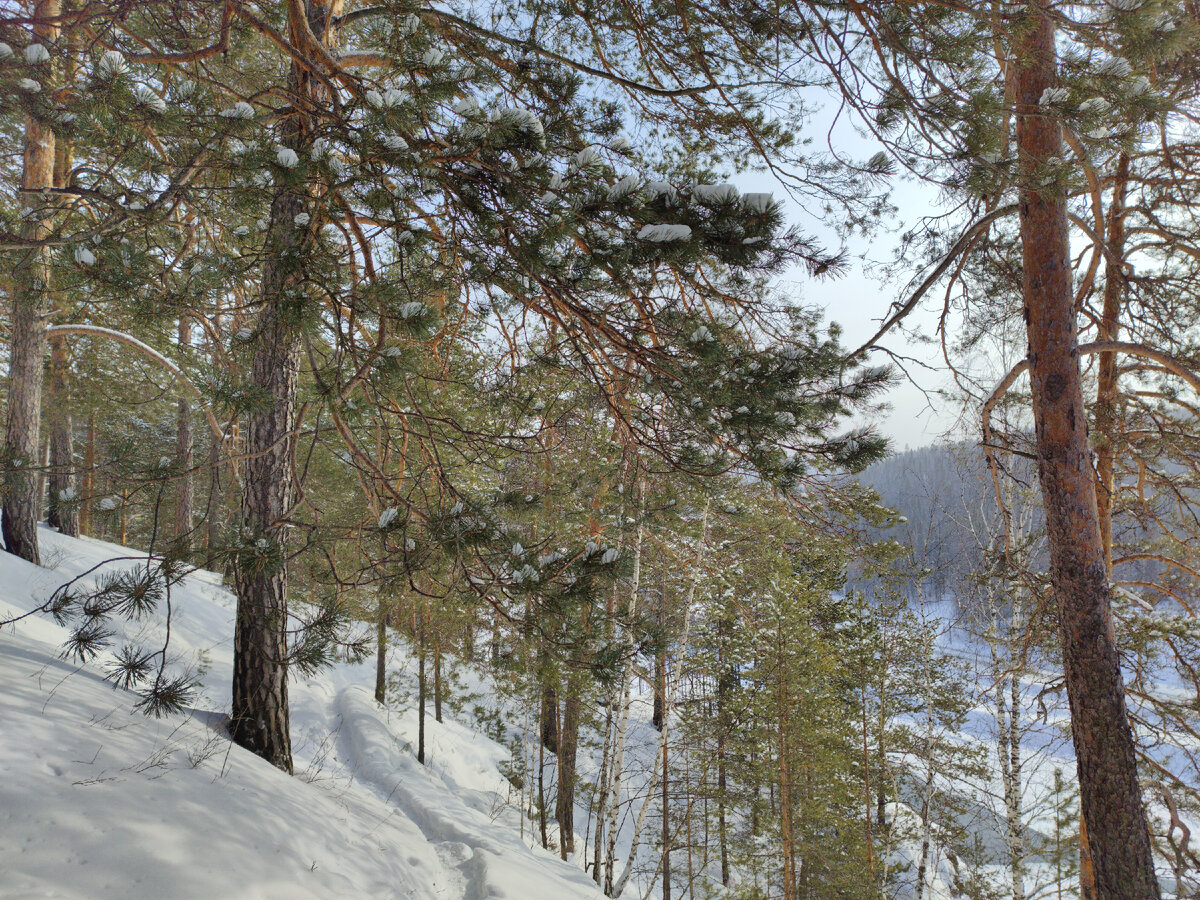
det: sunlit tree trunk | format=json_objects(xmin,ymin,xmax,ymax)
[
  {"xmin": 4, "ymin": 0, "xmax": 61, "ymax": 563},
  {"xmin": 46, "ymin": 117, "xmax": 77, "ymax": 539},
  {"xmin": 1014, "ymin": 8, "xmax": 1157, "ymax": 897},
  {"xmin": 230, "ymin": 0, "xmax": 342, "ymax": 773}
]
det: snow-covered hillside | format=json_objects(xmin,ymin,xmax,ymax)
[{"xmin": 0, "ymin": 528, "xmax": 604, "ymax": 900}]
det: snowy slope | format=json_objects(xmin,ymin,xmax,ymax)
[{"xmin": 0, "ymin": 527, "xmax": 604, "ymax": 900}]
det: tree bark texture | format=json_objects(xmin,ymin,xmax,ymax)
[
  {"xmin": 175, "ymin": 317, "xmax": 194, "ymax": 547},
  {"xmin": 230, "ymin": 0, "xmax": 342, "ymax": 773},
  {"xmin": 46, "ymin": 124, "xmax": 77, "ymax": 538},
  {"xmin": 541, "ymin": 680, "xmax": 559, "ymax": 753},
  {"xmin": 4, "ymin": 0, "xmax": 61, "ymax": 564},
  {"xmin": 556, "ymin": 681, "xmax": 580, "ymax": 859},
  {"xmin": 46, "ymin": 334, "xmax": 77, "ymax": 536},
  {"xmin": 1014, "ymin": 8, "xmax": 1158, "ymax": 898},
  {"xmin": 79, "ymin": 412, "xmax": 94, "ymax": 536}
]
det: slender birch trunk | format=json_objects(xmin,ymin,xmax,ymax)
[{"xmin": 603, "ymin": 487, "xmax": 647, "ymax": 894}]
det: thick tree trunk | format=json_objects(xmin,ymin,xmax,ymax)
[
  {"xmin": 556, "ymin": 682, "xmax": 580, "ymax": 859},
  {"xmin": 230, "ymin": 238, "xmax": 303, "ymax": 770},
  {"xmin": 4, "ymin": 0, "xmax": 61, "ymax": 564},
  {"xmin": 175, "ymin": 318, "xmax": 194, "ymax": 548},
  {"xmin": 46, "ymin": 130, "xmax": 77, "ymax": 538},
  {"xmin": 540, "ymin": 680, "xmax": 559, "ymax": 753},
  {"xmin": 46, "ymin": 335, "xmax": 78, "ymax": 536},
  {"xmin": 1014, "ymin": 8, "xmax": 1158, "ymax": 898},
  {"xmin": 229, "ymin": 0, "xmax": 341, "ymax": 774}
]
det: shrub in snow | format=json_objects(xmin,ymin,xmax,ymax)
[
  {"xmin": 276, "ymin": 147, "xmax": 300, "ymax": 168},
  {"xmin": 381, "ymin": 134, "xmax": 409, "ymax": 151},
  {"xmin": 0, "ymin": 43, "xmax": 13, "ymax": 60},
  {"xmin": 421, "ymin": 47, "xmax": 445, "ymax": 67},
  {"xmin": 378, "ymin": 508, "xmax": 399, "ymax": 529},
  {"xmin": 18, "ymin": 78, "xmax": 40, "ymax": 92},
  {"xmin": 293, "ymin": 212, "xmax": 310, "ymax": 226},
  {"xmin": 74, "ymin": 246, "xmax": 96, "ymax": 266}
]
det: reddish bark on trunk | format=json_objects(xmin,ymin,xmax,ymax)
[{"xmin": 1014, "ymin": 8, "xmax": 1158, "ymax": 898}]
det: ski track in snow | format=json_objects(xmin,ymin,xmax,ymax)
[{"xmin": 0, "ymin": 527, "xmax": 604, "ymax": 900}]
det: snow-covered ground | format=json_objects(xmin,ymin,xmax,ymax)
[{"xmin": 0, "ymin": 527, "xmax": 605, "ymax": 900}]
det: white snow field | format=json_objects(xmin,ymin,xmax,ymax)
[{"xmin": 0, "ymin": 527, "xmax": 605, "ymax": 900}]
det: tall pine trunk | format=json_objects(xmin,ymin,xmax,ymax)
[
  {"xmin": 540, "ymin": 680, "xmax": 559, "ymax": 753},
  {"xmin": 4, "ymin": 0, "xmax": 61, "ymax": 564},
  {"xmin": 46, "ymin": 334, "xmax": 77, "ymax": 536},
  {"xmin": 230, "ymin": 0, "xmax": 342, "ymax": 773},
  {"xmin": 1014, "ymin": 8, "xmax": 1157, "ymax": 897},
  {"xmin": 556, "ymin": 680, "xmax": 580, "ymax": 859},
  {"xmin": 175, "ymin": 317, "xmax": 194, "ymax": 547},
  {"xmin": 375, "ymin": 595, "xmax": 388, "ymax": 704},
  {"xmin": 79, "ymin": 412, "xmax": 95, "ymax": 536},
  {"xmin": 46, "ymin": 126, "xmax": 77, "ymax": 538},
  {"xmin": 417, "ymin": 635, "xmax": 427, "ymax": 765}
]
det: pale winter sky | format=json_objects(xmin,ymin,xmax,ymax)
[{"xmin": 735, "ymin": 168, "xmax": 964, "ymax": 451}]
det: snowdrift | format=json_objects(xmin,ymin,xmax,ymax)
[{"xmin": 0, "ymin": 528, "xmax": 603, "ymax": 900}]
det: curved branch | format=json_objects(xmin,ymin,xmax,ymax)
[
  {"xmin": 982, "ymin": 340, "xmax": 1200, "ymax": 447},
  {"xmin": 852, "ymin": 204, "xmax": 1017, "ymax": 358},
  {"xmin": 45, "ymin": 324, "xmax": 224, "ymax": 443}
]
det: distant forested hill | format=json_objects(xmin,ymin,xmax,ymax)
[{"xmin": 851, "ymin": 443, "xmax": 1038, "ymax": 603}]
